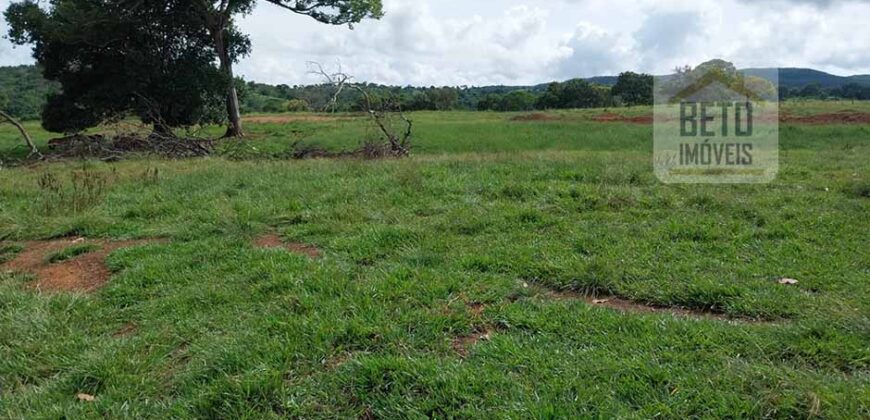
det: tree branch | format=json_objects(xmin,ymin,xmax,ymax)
[
  {"xmin": 309, "ymin": 61, "xmax": 411, "ymax": 156},
  {"xmin": 306, "ymin": 61, "xmax": 352, "ymax": 113},
  {"xmin": 0, "ymin": 110, "xmax": 42, "ymax": 159}
]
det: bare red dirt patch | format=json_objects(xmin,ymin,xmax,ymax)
[
  {"xmin": 592, "ymin": 112, "xmax": 654, "ymax": 124},
  {"xmin": 541, "ymin": 289, "xmax": 736, "ymax": 322},
  {"xmin": 452, "ymin": 325, "xmax": 496, "ymax": 359},
  {"xmin": 781, "ymin": 111, "xmax": 870, "ymax": 125},
  {"xmin": 589, "ymin": 111, "xmax": 870, "ymax": 125},
  {"xmin": 0, "ymin": 238, "xmax": 160, "ymax": 293},
  {"xmin": 112, "ymin": 323, "xmax": 139, "ymax": 338},
  {"xmin": 467, "ymin": 302, "xmax": 486, "ymax": 316},
  {"xmin": 322, "ymin": 352, "xmax": 355, "ymax": 370},
  {"xmin": 510, "ymin": 113, "xmax": 562, "ymax": 122},
  {"xmin": 253, "ymin": 234, "xmax": 322, "ymax": 258}
]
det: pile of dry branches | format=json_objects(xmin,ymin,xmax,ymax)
[{"xmin": 46, "ymin": 132, "xmax": 214, "ymax": 161}]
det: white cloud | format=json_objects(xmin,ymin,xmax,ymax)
[
  {"xmin": 0, "ymin": 16, "xmax": 33, "ymax": 66},
  {"xmin": 3, "ymin": 0, "xmax": 870, "ymax": 84},
  {"xmin": 236, "ymin": 1, "xmax": 566, "ymax": 86},
  {"xmin": 555, "ymin": 23, "xmax": 632, "ymax": 78}
]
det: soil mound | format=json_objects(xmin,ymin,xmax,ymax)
[
  {"xmin": 781, "ymin": 111, "xmax": 870, "ymax": 124},
  {"xmin": 1, "ymin": 238, "xmax": 159, "ymax": 293},
  {"xmin": 253, "ymin": 234, "xmax": 322, "ymax": 258},
  {"xmin": 510, "ymin": 113, "xmax": 562, "ymax": 122},
  {"xmin": 592, "ymin": 113, "xmax": 653, "ymax": 124}
]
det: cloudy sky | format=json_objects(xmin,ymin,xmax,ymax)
[{"xmin": 2, "ymin": 0, "xmax": 870, "ymax": 86}]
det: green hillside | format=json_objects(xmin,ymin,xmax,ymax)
[
  {"xmin": 743, "ymin": 67, "xmax": 870, "ymax": 88},
  {"xmin": 0, "ymin": 65, "xmax": 58, "ymax": 120}
]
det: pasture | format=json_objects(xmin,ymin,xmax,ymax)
[{"xmin": 0, "ymin": 102, "xmax": 868, "ymax": 418}]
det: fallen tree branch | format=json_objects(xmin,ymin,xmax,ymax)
[{"xmin": 0, "ymin": 110, "xmax": 42, "ymax": 159}]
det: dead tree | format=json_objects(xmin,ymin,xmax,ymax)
[
  {"xmin": 0, "ymin": 110, "xmax": 42, "ymax": 159},
  {"xmin": 307, "ymin": 61, "xmax": 352, "ymax": 114},
  {"xmin": 308, "ymin": 62, "xmax": 411, "ymax": 156}
]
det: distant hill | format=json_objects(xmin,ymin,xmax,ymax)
[
  {"xmin": 573, "ymin": 68, "xmax": 870, "ymax": 89},
  {"xmin": 0, "ymin": 65, "xmax": 59, "ymax": 120},
  {"xmin": 584, "ymin": 76, "xmax": 619, "ymax": 86},
  {"xmin": 580, "ymin": 68, "xmax": 870, "ymax": 89},
  {"xmin": 742, "ymin": 67, "xmax": 870, "ymax": 88},
  {"xmin": 847, "ymin": 74, "xmax": 870, "ymax": 85}
]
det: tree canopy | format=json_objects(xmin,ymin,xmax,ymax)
[
  {"xmin": 537, "ymin": 79, "xmax": 611, "ymax": 109},
  {"xmin": 4, "ymin": 0, "xmax": 383, "ymax": 135},
  {"xmin": 5, "ymin": 0, "xmax": 229, "ymax": 133},
  {"xmin": 612, "ymin": 72, "xmax": 654, "ymax": 106}
]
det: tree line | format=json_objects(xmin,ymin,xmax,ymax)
[
  {"xmin": 237, "ymin": 71, "xmax": 654, "ymax": 113},
  {"xmin": 0, "ymin": 61, "xmax": 655, "ymax": 121},
  {"xmin": 779, "ymin": 83, "xmax": 870, "ymax": 100}
]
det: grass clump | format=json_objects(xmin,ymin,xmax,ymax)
[
  {"xmin": 45, "ymin": 244, "xmax": 100, "ymax": 264},
  {"xmin": 0, "ymin": 244, "xmax": 24, "ymax": 264},
  {"xmin": 845, "ymin": 181, "xmax": 870, "ymax": 198}
]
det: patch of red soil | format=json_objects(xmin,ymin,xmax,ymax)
[
  {"xmin": 0, "ymin": 238, "xmax": 159, "ymax": 293},
  {"xmin": 467, "ymin": 302, "xmax": 486, "ymax": 316},
  {"xmin": 452, "ymin": 325, "xmax": 495, "ymax": 359},
  {"xmin": 516, "ymin": 110, "xmax": 870, "ymax": 126},
  {"xmin": 253, "ymin": 234, "xmax": 283, "ymax": 248},
  {"xmin": 322, "ymin": 352, "xmax": 355, "ymax": 370},
  {"xmin": 243, "ymin": 114, "xmax": 352, "ymax": 124},
  {"xmin": 781, "ymin": 111, "xmax": 870, "ymax": 124},
  {"xmin": 543, "ymin": 289, "xmax": 732, "ymax": 321},
  {"xmin": 592, "ymin": 112, "xmax": 654, "ymax": 124},
  {"xmin": 112, "ymin": 323, "xmax": 139, "ymax": 338},
  {"xmin": 510, "ymin": 113, "xmax": 562, "ymax": 122},
  {"xmin": 253, "ymin": 234, "xmax": 322, "ymax": 258}
]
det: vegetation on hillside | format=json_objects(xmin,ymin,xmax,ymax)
[{"xmin": 0, "ymin": 64, "xmax": 58, "ymax": 120}]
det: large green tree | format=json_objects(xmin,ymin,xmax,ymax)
[
  {"xmin": 5, "ymin": 0, "xmax": 228, "ymax": 134},
  {"xmin": 195, "ymin": 0, "xmax": 384, "ymax": 137},
  {"xmin": 611, "ymin": 72, "xmax": 653, "ymax": 106},
  {"xmin": 537, "ymin": 79, "xmax": 609, "ymax": 109}
]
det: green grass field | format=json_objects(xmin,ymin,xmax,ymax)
[{"xmin": 0, "ymin": 102, "xmax": 868, "ymax": 418}]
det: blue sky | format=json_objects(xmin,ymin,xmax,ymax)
[{"xmin": 2, "ymin": 0, "xmax": 870, "ymax": 85}]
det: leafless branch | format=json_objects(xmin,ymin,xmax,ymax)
[
  {"xmin": 307, "ymin": 61, "xmax": 353, "ymax": 113},
  {"xmin": 309, "ymin": 61, "xmax": 412, "ymax": 157},
  {"xmin": 0, "ymin": 110, "xmax": 42, "ymax": 159}
]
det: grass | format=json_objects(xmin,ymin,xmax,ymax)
[
  {"xmin": 0, "ymin": 104, "xmax": 868, "ymax": 418},
  {"xmin": 0, "ymin": 243, "xmax": 24, "ymax": 264},
  {"xmin": 45, "ymin": 244, "xmax": 101, "ymax": 264}
]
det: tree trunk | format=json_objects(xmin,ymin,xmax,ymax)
[
  {"xmin": 212, "ymin": 27, "xmax": 243, "ymax": 138},
  {"xmin": 0, "ymin": 110, "xmax": 41, "ymax": 158}
]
